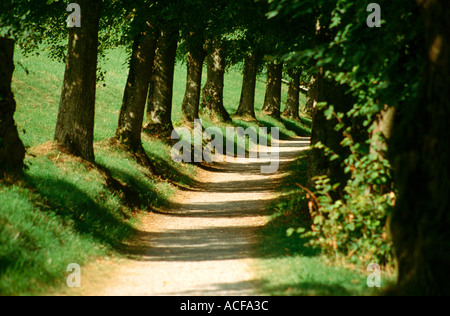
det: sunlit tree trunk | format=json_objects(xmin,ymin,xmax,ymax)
[
  {"xmin": 116, "ymin": 23, "xmax": 158, "ymax": 152},
  {"xmin": 201, "ymin": 40, "xmax": 231, "ymax": 122},
  {"xmin": 389, "ymin": 0, "xmax": 450, "ymax": 295},
  {"xmin": 54, "ymin": 0, "xmax": 102, "ymax": 161},
  {"xmin": 181, "ymin": 37, "xmax": 206, "ymax": 125},
  {"xmin": 145, "ymin": 25, "xmax": 178, "ymax": 134},
  {"xmin": 0, "ymin": 37, "xmax": 25, "ymax": 174}
]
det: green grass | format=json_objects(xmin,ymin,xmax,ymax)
[
  {"xmin": 253, "ymin": 152, "xmax": 396, "ymax": 296},
  {"xmin": 3, "ymin": 45, "xmax": 311, "ymax": 295},
  {"xmin": 2, "ymin": 47, "xmax": 199, "ymax": 295}
]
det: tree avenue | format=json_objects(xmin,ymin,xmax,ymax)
[{"xmin": 1, "ymin": 0, "xmax": 449, "ymax": 296}]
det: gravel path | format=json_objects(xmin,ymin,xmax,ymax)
[{"xmin": 76, "ymin": 137, "xmax": 310, "ymax": 296}]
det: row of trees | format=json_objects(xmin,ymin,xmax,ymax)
[
  {"xmin": 1, "ymin": 0, "xmax": 450, "ymax": 295},
  {"xmin": 1, "ymin": 0, "xmax": 307, "ymax": 169}
]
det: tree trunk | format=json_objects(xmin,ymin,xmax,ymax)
[
  {"xmin": 144, "ymin": 26, "xmax": 178, "ymax": 134},
  {"xmin": 370, "ymin": 105, "xmax": 396, "ymax": 158},
  {"xmin": 54, "ymin": 0, "xmax": 102, "ymax": 161},
  {"xmin": 282, "ymin": 68, "xmax": 301, "ymax": 120},
  {"xmin": 389, "ymin": 0, "xmax": 450, "ymax": 295},
  {"xmin": 201, "ymin": 41, "xmax": 231, "ymax": 122},
  {"xmin": 262, "ymin": 62, "xmax": 283, "ymax": 118},
  {"xmin": 116, "ymin": 23, "xmax": 158, "ymax": 152},
  {"xmin": 306, "ymin": 69, "xmax": 355, "ymax": 198},
  {"xmin": 235, "ymin": 51, "xmax": 259, "ymax": 119},
  {"xmin": 181, "ymin": 40, "xmax": 206, "ymax": 125},
  {"xmin": 304, "ymin": 75, "xmax": 318, "ymax": 116},
  {"xmin": 0, "ymin": 38, "xmax": 25, "ymax": 174}
]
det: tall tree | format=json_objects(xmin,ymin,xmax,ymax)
[
  {"xmin": 144, "ymin": 25, "xmax": 179, "ymax": 134},
  {"xmin": 235, "ymin": 50, "xmax": 259, "ymax": 119},
  {"xmin": 282, "ymin": 67, "xmax": 301, "ymax": 120},
  {"xmin": 116, "ymin": 21, "xmax": 158, "ymax": 153},
  {"xmin": 54, "ymin": 0, "xmax": 102, "ymax": 161},
  {"xmin": 306, "ymin": 71, "xmax": 355, "ymax": 197},
  {"xmin": 0, "ymin": 1, "xmax": 64, "ymax": 174},
  {"xmin": 303, "ymin": 75, "xmax": 317, "ymax": 116},
  {"xmin": 201, "ymin": 40, "xmax": 231, "ymax": 122},
  {"xmin": 262, "ymin": 61, "xmax": 283, "ymax": 118},
  {"xmin": 0, "ymin": 37, "xmax": 25, "ymax": 174},
  {"xmin": 181, "ymin": 33, "xmax": 206, "ymax": 125},
  {"xmin": 389, "ymin": 0, "xmax": 450, "ymax": 295},
  {"xmin": 232, "ymin": 0, "xmax": 267, "ymax": 120}
]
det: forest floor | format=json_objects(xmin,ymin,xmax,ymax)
[{"xmin": 63, "ymin": 137, "xmax": 310, "ymax": 296}]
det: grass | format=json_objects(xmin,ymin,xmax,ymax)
[
  {"xmin": 2, "ymin": 47, "xmax": 197, "ymax": 295},
  {"xmin": 253, "ymin": 151, "xmax": 396, "ymax": 296},
  {"xmin": 3, "ymin": 44, "xmax": 311, "ymax": 295}
]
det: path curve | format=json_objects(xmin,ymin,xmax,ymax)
[{"xmin": 77, "ymin": 137, "xmax": 310, "ymax": 296}]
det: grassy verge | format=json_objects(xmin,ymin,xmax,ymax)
[
  {"xmin": 1, "ymin": 47, "xmax": 197, "ymax": 295},
  {"xmin": 253, "ymin": 151, "xmax": 396, "ymax": 296}
]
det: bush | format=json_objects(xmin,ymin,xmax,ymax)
[{"xmin": 291, "ymin": 124, "xmax": 395, "ymax": 268}]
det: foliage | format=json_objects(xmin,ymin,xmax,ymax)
[
  {"xmin": 266, "ymin": 0, "xmax": 425, "ymax": 269},
  {"xmin": 297, "ymin": 162, "xmax": 394, "ymax": 267},
  {"xmin": 256, "ymin": 151, "xmax": 394, "ymax": 295},
  {"xmin": 289, "ymin": 100, "xmax": 395, "ymax": 268}
]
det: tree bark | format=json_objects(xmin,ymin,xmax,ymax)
[
  {"xmin": 54, "ymin": 0, "xmax": 102, "ymax": 161},
  {"xmin": 389, "ymin": 0, "xmax": 450, "ymax": 295},
  {"xmin": 144, "ymin": 26, "xmax": 179, "ymax": 134},
  {"xmin": 304, "ymin": 75, "xmax": 318, "ymax": 116},
  {"xmin": 262, "ymin": 62, "xmax": 283, "ymax": 118},
  {"xmin": 370, "ymin": 105, "xmax": 396, "ymax": 158},
  {"xmin": 0, "ymin": 38, "xmax": 25, "ymax": 174},
  {"xmin": 282, "ymin": 68, "xmax": 301, "ymax": 120},
  {"xmin": 201, "ymin": 41, "xmax": 231, "ymax": 122},
  {"xmin": 181, "ymin": 39, "xmax": 206, "ymax": 125},
  {"xmin": 116, "ymin": 23, "xmax": 158, "ymax": 152},
  {"xmin": 235, "ymin": 51, "xmax": 259, "ymax": 119}
]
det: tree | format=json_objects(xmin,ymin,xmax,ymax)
[
  {"xmin": 235, "ymin": 50, "xmax": 260, "ymax": 119},
  {"xmin": 282, "ymin": 67, "xmax": 301, "ymax": 120},
  {"xmin": 181, "ymin": 33, "xmax": 206, "ymax": 125},
  {"xmin": 306, "ymin": 70, "xmax": 355, "ymax": 197},
  {"xmin": 201, "ymin": 39, "xmax": 231, "ymax": 122},
  {"xmin": 54, "ymin": 0, "xmax": 103, "ymax": 161},
  {"xmin": 303, "ymin": 75, "xmax": 317, "ymax": 116},
  {"xmin": 0, "ymin": 0, "xmax": 65, "ymax": 174},
  {"xmin": 389, "ymin": 0, "xmax": 450, "ymax": 295},
  {"xmin": 262, "ymin": 61, "xmax": 283, "ymax": 118},
  {"xmin": 177, "ymin": 0, "xmax": 211, "ymax": 126},
  {"xmin": 232, "ymin": 0, "xmax": 268, "ymax": 120},
  {"xmin": 144, "ymin": 24, "xmax": 179, "ymax": 134},
  {"xmin": 0, "ymin": 37, "xmax": 25, "ymax": 174},
  {"xmin": 116, "ymin": 21, "xmax": 158, "ymax": 154}
]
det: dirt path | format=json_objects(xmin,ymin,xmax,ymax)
[{"xmin": 75, "ymin": 137, "xmax": 310, "ymax": 296}]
